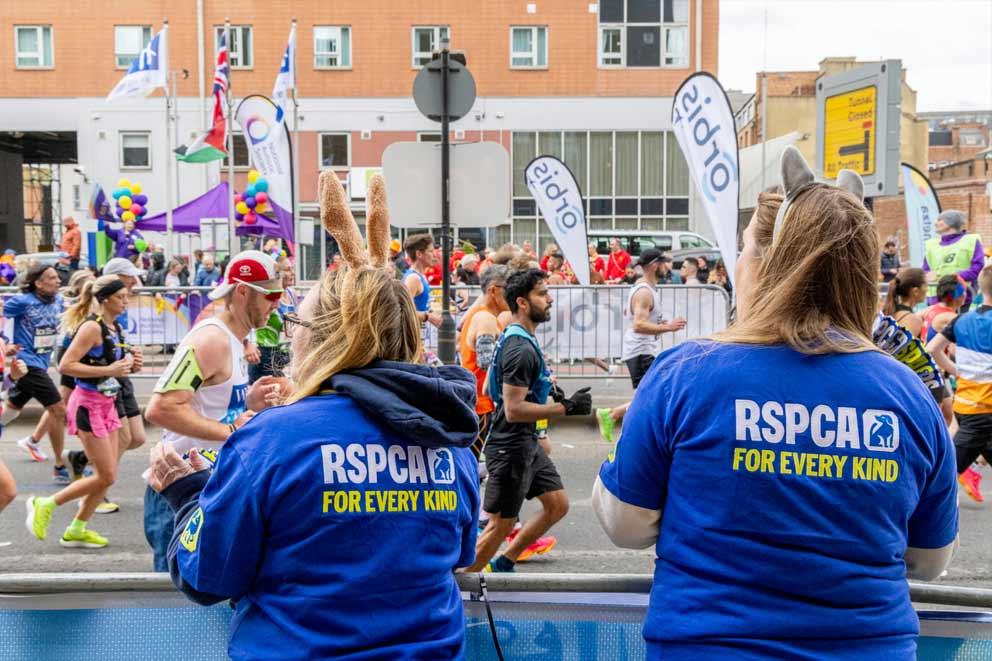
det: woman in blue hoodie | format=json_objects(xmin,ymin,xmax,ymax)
[{"xmin": 149, "ymin": 171, "xmax": 480, "ymax": 660}]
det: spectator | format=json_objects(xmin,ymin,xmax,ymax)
[
  {"xmin": 101, "ymin": 219, "xmax": 144, "ymax": 261},
  {"xmin": 540, "ymin": 243, "xmax": 559, "ymax": 272},
  {"xmin": 657, "ymin": 255, "xmax": 682, "ymax": 285},
  {"xmin": 328, "ymin": 254, "xmax": 343, "ymax": 272},
  {"xmin": 192, "ymin": 249, "xmax": 204, "ymax": 274},
  {"xmin": 546, "ymin": 253, "xmax": 567, "ymax": 285},
  {"xmin": 522, "ymin": 240, "xmax": 537, "ymax": 260},
  {"xmin": 588, "ymin": 242, "xmax": 606, "ymax": 278},
  {"xmin": 54, "ymin": 253, "xmax": 72, "ymax": 287},
  {"xmin": 424, "ymin": 248, "xmax": 444, "ymax": 286},
  {"xmin": 605, "ymin": 238, "xmax": 631, "ymax": 283},
  {"xmin": 708, "ymin": 259, "xmax": 733, "ymax": 294},
  {"xmin": 145, "ymin": 253, "xmax": 168, "ymax": 287},
  {"xmin": 696, "ymin": 256, "xmax": 711, "ymax": 283},
  {"xmin": 164, "ymin": 259, "xmax": 183, "ymax": 289},
  {"xmin": 459, "ymin": 254, "xmax": 480, "ymax": 285},
  {"xmin": 390, "ymin": 239, "xmax": 409, "ymax": 279},
  {"xmin": 924, "ymin": 210, "xmax": 983, "ymax": 310},
  {"xmin": 680, "ymin": 258, "xmax": 705, "ymax": 284},
  {"xmin": 880, "ymin": 240, "xmax": 901, "ymax": 283},
  {"xmin": 194, "ymin": 255, "xmax": 221, "ymax": 288},
  {"xmin": 60, "ymin": 218, "xmax": 81, "ymax": 270},
  {"xmin": 620, "ymin": 264, "xmax": 638, "ymax": 285}
]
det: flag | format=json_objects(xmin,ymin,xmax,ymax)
[
  {"xmin": 107, "ymin": 25, "xmax": 168, "ymax": 101},
  {"xmin": 525, "ymin": 156, "xmax": 590, "ymax": 285},
  {"xmin": 901, "ymin": 162, "xmax": 942, "ymax": 267},
  {"xmin": 175, "ymin": 32, "xmax": 229, "ymax": 163},
  {"xmin": 671, "ymin": 72, "xmax": 740, "ymax": 283},
  {"xmin": 235, "ymin": 95, "xmax": 295, "ymax": 244},
  {"xmin": 272, "ymin": 24, "xmax": 296, "ymax": 124},
  {"xmin": 87, "ymin": 184, "xmax": 116, "ymax": 223}
]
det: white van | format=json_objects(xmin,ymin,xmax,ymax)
[{"xmin": 589, "ymin": 230, "xmax": 713, "ymax": 258}]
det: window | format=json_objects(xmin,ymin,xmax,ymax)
[
  {"xmin": 599, "ymin": 0, "xmax": 688, "ymax": 68},
  {"xmin": 679, "ymin": 234, "xmax": 703, "ymax": 249},
  {"xmin": 72, "ymin": 185, "xmax": 83, "ymax": 211},
  {"xmin": 418, "ymin": 132, "xmax": 442, "ymax": 142},
  {"xmin": 314, "ymin": 26, "xmax": 351, "ymax": 69},
  {"xmin": 223, "ymin": 132, "xmax": 251, "ymax": 169},
  {"xmin": 120, "ymin": 132, "xmax": 150, "ymax": 169},
  {"xmin": 412, "ymin": 26, "xmax": 449, "ymax": 67},
  {"xmin": 510, "ymin": 26, "xmax": 547, "ymax": 68},
  {"xmin": 215, "ymin": 26, "xmax": 253, "ymax": 68},
  {"xmin": 320, "ymin": 133, "xmax": 350, "ymax": 168},
  {"xmin": 15, "ymin": 26, "xmax": 53, "ymax": 69},
  {"xmin": 114, "ymin": 25, "xmax": 152, "ymax": 68}
]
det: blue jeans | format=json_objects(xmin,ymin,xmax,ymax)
[{"xmin": 143, "ymin": 484, "xmax": 174, "ymax": 573}]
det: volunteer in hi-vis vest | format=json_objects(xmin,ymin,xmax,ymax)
[
  {"xmin": 923, "ymin": 209, "xmax": 983, "ymax": 309},
  {"xmin": 595, "ymin": 148, "xmax": 957, "ymax": 660}
]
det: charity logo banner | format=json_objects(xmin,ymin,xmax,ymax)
[
  {"xmin": 234, "ymin": 95, "xmax": 295, "ymax": 243},
  {"xmin": 672, "ymin": 72, "xmax": 740, "ymax": 283},
  {"xmin": 525, "ymin": 156, "xmax": 590, "ymax": 286},
  {"xmin": 901, "ymin": 162, "xmax": 942, "ymax": 267},
  {"xmin": 107, "ymin": 25, "xmax": 168, "ymax": 101}
]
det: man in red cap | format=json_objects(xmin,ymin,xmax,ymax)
[{"xmin": 144, "ymin": 250, "xmax": 288, "ymax": 571}]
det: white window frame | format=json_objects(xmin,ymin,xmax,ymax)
[
  {"xmin": 313, "ymin": 25, "xmax": 351, "ymax": 70},
  {"xmin": 319, "ymin": 132, "xmax": 351, "ymax": 170},
  {"xmin": 510, "ymin": 26, "xmax": 548, "ymax": 70},
  {"xmin": 114, "ymin": 25, "xmax": 152, "ymax": 69},
  {"xmin": 597, "ymin": 1, "xmax": 689, "ymax": 70},
  {"xmin": 598, "ymin": 26, "xmax": 624, "ymax": 67},
  {"xmin": 215, "ymin": 25, "xmax": 253, "ymax": 69},
  {"xmin": 14, "ymin": 25, "xmax": 53, "ymax": 69},
  {"xmin": 411, "ymin": 26, "xmax": 450, "ymax": 68},
  {"xmin": 119, "ymin": 131, "xmax": 151, "ymax": 170}
]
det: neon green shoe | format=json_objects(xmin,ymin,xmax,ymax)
[
  {"xmin": 25, "ymin": 496, "xmax": 55, "ymax": 541},
  {"xmin": 596, "ymin": 408, "xmax": 616, "ymax": 443},
  {"xmin": 59, "ymin": 528, "xmax": 108, "ymax": 549}
]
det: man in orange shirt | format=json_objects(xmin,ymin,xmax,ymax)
[{"xmin": 60, "ymin": 218, "xmax": 81, "ymax": 270}]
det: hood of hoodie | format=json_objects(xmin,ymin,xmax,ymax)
[{"xmin": 327, "ymin": 360, "xmax": 479, "ymax": 449}]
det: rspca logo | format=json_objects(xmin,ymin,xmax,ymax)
[
  {"xmin": 180, "ymin": 507, "xmax": 203, "ymax": 552},
  {"xmin": 428, "ymin": 448, "xmax": 454, "ymax": 484},
  {"xmin": 863, "ymin": 410, "xmax": 899, "ymax": 453}
]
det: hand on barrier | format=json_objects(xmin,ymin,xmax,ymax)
[{"xmin": 561, "ymin": 387, "xmax": 592, "ymax": 417}]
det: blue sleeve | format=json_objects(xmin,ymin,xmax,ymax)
[
  {"xmin": 907, "ymin": 417, "xmax": 959, "ymax": 549},
  {"xmin": 3, "ymin": 295, "xmax": 25, "ymax": 319},
  {"xmin": 167, "ymin": 438, "xmax": 266, "ymax": 602},
  {"xmin": 162, "ymin": 471, "xmax": 227, "ymax": 605},
  {"xmin": 597, "ymin": 356, "xmax": 673, "ymax": 510},
  {"xmin": 456, "ymin": 450, "xmax": 480, "ymax": 569}
]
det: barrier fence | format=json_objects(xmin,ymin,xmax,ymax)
[
  {"xmin": 0, "ymin": 284, "xmax": 732, "ymax": 380},
  {"xmin": 0, "ymin": 573, "xmax": 988, "ymax": 660}
]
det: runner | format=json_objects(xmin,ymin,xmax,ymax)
[
  {"xmin": 147, "ymin": 170, "xmax": 478, "ymax": 659},
  {"xmin": 927, "ymin": 265, "xmax": 992, "ymax": 504},
  {"xmin": 0, "ymin": 340, "xmax": 27, "ymax": 514},
  {"xmin": 25, "ymin": 275, "xmax": 136, "ymax": 548},
  {"xmin": 143, "ymin": 250, "xmax": 287, "ymax": 571},
  {"xmin": 403, "ymin": 233, "xmax": 442, "ymax": 330},
  {"xmin": 922, "ymin": 275, "xmax": 967, "ymax": 343},
  {"xmin": 2, "ymin": 264, "xmax": 67, "ymax": 465},
  {"xmin": 882, "ymin": 267, "xmax": 928, "ymax": 338},
  {"xmin": 465, "ymin": 267, "xmax": 592, "ymax": 573},
  {"xmin": 595, "ymin": 147, "xmax": 956, "ymax": 659}
]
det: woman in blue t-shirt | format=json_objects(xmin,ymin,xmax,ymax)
[{"xmin": 594, "ymin": 147, "xmax": 958, "ymax": 660}]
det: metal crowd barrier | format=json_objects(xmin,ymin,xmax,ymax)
[{"xmin": 0, "ymin": 573, "xmax": 988, "ymax": 660}]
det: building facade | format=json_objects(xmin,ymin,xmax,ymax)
[{"xmin": 0, "ymin": 0, "xmax": 719, "ymax": 276}]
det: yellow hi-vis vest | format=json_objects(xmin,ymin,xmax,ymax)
[{"xmin": 925, "ymin": 233, "xmax": 978, "ymax": 295}]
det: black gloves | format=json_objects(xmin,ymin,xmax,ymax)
[{"xmin": 557, "ymin": 386, "xmax": 592, "ymax": 417}]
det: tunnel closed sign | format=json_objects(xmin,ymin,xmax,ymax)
[{"xmin": 823, "ymin": 85, "xmax": 877, "ymax": 178}]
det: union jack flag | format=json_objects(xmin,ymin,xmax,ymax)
[
  {"xmin": 175, "ymin": 30, "xmax": 228, "ymax": 162},
  {"xmin": 213, "ymin": 31, "xmax": 229, "ymax": 96}
]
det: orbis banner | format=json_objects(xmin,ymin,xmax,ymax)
[
  {"xmin": 901, "ymin": 162, "xmax": 942, "ymax": 267},
  {"xmin": 525, "ymin": 156, "xmax": 590, "ymax": 285},
  {"xmin": 672, "ymin": 72, "xmax": 740, "ymax": 284}
]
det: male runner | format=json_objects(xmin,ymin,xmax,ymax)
[
  {"xmin": 144, "ymin": 250, "xmax": 286, "ymax": 571},
  {"xmin": 403, "ymin": 234, "xmax": 442, "ymax": 329},
  {"xmin": 465, "ymin": 268, "xmax": 591, "ymax": 573},
  {"xmin": 3, "ymin": 265, "xmax": 67, "ymax": 464}
]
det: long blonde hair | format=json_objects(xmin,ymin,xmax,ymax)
[
  {"xmin": 712, "ymin": 186, "xmax": 879, "ymax": 354},
  {"xmin": 62, "ymin": 274, "xmax": 118, "ymax": 334}
]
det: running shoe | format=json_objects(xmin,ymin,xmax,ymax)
[
  {"xmin": 484, "ymin": 556, "xmax": 516, "ymax": 573},
  {"xmin": 515, "ymin": 536, "xmax": 558, "ymax": 562},
  {"xmin": 16, "ymin": 437, "xmax": 47, "ymax": 462},
  {"xmin": 59, "ymin": 528, "xmax": 108, "ymax": 549},
  {"xmin": 25, "ymin": 496, "xmax": 55, "ymax": 541},
  {"xmin": 959, "ymin": 467, "xmax": 984, "ymax": 503},
  {"xmin": 52, "ymin": 466, "xmax": 70, "ymax": 485},
  {"xmin": 596, "ymin": 408, "xmax": 616, "ymax": 443},
  {"xmin": 95, "ymin": 499, "xmax": 119, "ymax": 514},
  {"xmin": 63, "ymin": 450, "xmax": 89, "ymax": 481}
]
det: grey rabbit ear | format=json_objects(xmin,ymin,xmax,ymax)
[
  {"xmin": 780, "ymin": 146, "xmax": 815, "ymax": 198},
  {"xmin": 835, "ymin": 169, "xmax": 865, "ymax": 202}
]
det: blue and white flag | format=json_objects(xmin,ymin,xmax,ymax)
[
  {"xmin": 901, "ymin": 162, "xmax": 942, "ymax": 267},
  {"xmin": 272, "ymin": 24, "xmax": 296, "ymax": 124},
  {"xmin": 107, "ymin": 25, "xmax": 168, "ymax": 102},
  {"xmin": 525, "ymin": 156, "xmax": 590, "ymax": 285}
]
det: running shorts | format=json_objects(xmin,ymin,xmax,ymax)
[
  {"xmin": 483, "ymin": 443, "xmax": 564, "ymax": 519},
  {"xmin": 8, "ymin": 367, "xmax": 62, "ymax": 409},
  {"xmin": 67, "ymin": 387, "xmax": 122, "ymax": 439},
  {"xmin": 953, "ymin": 412, "xmax": 992, "ymax": 451},
  {"xmin": 625, "ymin": 354, "xmax": 655, "ymax": 389},
  {"xmin": 115, "ymin": 377, "xmax": 140, "ymax": 419}
]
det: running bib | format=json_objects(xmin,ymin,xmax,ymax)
[{"xmin": 34, "ymin": 328, "xmax": 57, "ymax": 354}]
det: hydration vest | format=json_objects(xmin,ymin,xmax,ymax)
[
  {"xmin": 488, "ymin": 323, "xmax": 553, "ymax": 408},
  {"xmin": 76, "ymin": 314, "xmax": 125, "ymax": 394}
]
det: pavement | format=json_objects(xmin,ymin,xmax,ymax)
[{"xmin": 1, "ymin": 381, "xmax": 990, "ymax": 596}]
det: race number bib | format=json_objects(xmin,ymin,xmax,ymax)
[{"xmin": 34, "ymin": 328, "xmax": 57, "ymax": 354}]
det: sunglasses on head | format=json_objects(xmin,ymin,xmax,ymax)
[{"xmin": 235, "ymin": 278, "xmax": 284, "ymax": 301}]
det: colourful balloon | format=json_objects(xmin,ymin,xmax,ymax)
[
  {"xmin": 234, "ymin": 193, "xmax": 243, "ymax": 203},
  {"xmin": 121, "ymin": 211, "xmax": 136, "ymax": 222},
  {"xmin": 245, "ymin": 196, "xmax": 257, "ymax": 209},
  {"xmin": 130, "ymin": 183, "xmax": 142, "ymax": 195},
  {"xmin": 133, "ymin": 194, "xmax": 147, "ymax": 205},
  {"xmin": 129, "ymin": 204, "xmax": 141, "ymax": 215},
  {"xmin": 245, "ymin": 185, "xmax": 256, "ymax": 198},
  {"xmin": 117, "ymin": 178, "xmax": 131, "ymax": 189},
  {"xmin": 119, "ymin": 195, "xmax": 132, "ymax": 209},
  {"xmin": 134, "ymin": 239, "xmax": 148, "ymax": 253},
  {"xmin": 236, "ymin": 201, "xmax": 249, "ymax": 215},
  {"xmin": 235, "ymin": 211, "xmax": 244, "ymax": 221},
  {"xmin": 255, "ymin": 192, "xmax": 268, "ymax": 204},
  {"xmin": 256, "ymin": 203, "xmax": 267, "ymax": 214},
  {"xmin": 245, "ymin": 213, "xmax": 257, "ymax": 225},
  {"xmin": 254, "ymin": 179, "xmax": 268, "ymax": 193},
  {"xmin": 247, "ymin": 170, "xmax": 260, "ymax": 184}
]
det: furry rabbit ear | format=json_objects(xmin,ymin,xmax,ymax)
[
  {"xmin": 365, "ymin": 174, "xmax": 391, "ymax": 269},
  {"xmin": 318, "ymin": 169, "xmax": 368, "ymax": 270},
  {"xmin": 835, "ymin": 169, "xmax": 865, "ymax": 202},
  {"xmin": 780, "ymin": 146, "xmax": 815, "ymax": 198}
]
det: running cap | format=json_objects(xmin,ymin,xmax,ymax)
[
  {"xmin": 208, "ymin": 250, "xmax": 279, "ymax": 301},
  {"xmin": 636, "ymin": 248, "xmax": 668, "ymax": 268},
  {"xmin": 103, "ymin": 257, "xmax": 144, "ymax": 278}
]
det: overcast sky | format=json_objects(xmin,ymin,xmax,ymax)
[{"xmin": 719, "ymin": 0, "xmax": 992, "ymax": 112}]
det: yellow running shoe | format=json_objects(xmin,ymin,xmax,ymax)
[
  {"xmin": 59, "ymin": 528, "xmax": 108, "ymax": 549},
  {"xmin": 25, "ymin": 496, "xmax": 55, "ymax": 541},
  {"xmin": 95, "ymin": 499, "xmax": 120, "ymax": 514}
]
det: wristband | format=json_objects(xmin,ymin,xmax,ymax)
[{"xmin": 228, "ymin": 423, "xmax": 236, "ymax": 435}]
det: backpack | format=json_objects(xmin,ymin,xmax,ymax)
[{"xmin": 488, "ymin": 324, "xmax": 553, "ymax": 408}]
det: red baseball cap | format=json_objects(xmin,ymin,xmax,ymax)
[{"xmin": 208, "ymin": 250, "xmax": 280, "ymax": 300}]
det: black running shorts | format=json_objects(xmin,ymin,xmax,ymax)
[
  {"xmin": 625, "ymin": 354, "xmax": 655, "ymax": 389},
  {"xmin": 7, "ymin": 366, "xmax": 62, "ymax": 409},
  {"xmin": 483, "ymin": 443, "xmax": 564, "ymax": 519},
  {"xmin": 116, "ymin": 377, "xmax": 141, "ymax": 419}
]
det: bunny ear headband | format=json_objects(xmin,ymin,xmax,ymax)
[{"xmin": 773, "ymin": 146, "xmax": 867, "ymax": 239}]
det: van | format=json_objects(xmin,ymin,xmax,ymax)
[{"xmin": 589, "ymin": 230, "xmax": 713, "ymax": 258}]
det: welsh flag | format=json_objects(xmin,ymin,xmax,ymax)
[{"xmin": 175, "ymin": 32, "xmax": 229, "ymax": 163}]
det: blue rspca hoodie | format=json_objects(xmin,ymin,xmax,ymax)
[{"xmin": 162, "ymin": 361, "xmax": 480, "ymax": 661}]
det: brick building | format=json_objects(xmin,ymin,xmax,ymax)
[{"xmin": 0, "ymin": 0, "xmax": 720, "ymax": 276}]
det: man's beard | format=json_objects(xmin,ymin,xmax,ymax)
[{"xmin": 529, "ymin": 305, "xmax": 551, "ymax": 324}]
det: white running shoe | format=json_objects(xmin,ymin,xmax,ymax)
[{"xmin": 16, "ymin": 437, "xmax": 47, "ymax": 462}]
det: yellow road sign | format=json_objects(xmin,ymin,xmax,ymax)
[{"xmin": 823, "ymin": 85, "xmax": 877, "ymax": 178}]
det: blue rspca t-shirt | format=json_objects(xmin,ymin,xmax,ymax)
[
  {"xmin": 3, "ymin": 292, "xmax": 64, "ymax": 370},
  {"xmin": 599, "ymin": 341, "xmax": 957, "ymax": 660}
]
